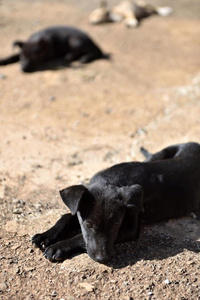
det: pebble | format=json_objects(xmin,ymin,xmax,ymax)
[
  {"xmin": 13, "ymin": 209, "xmax": 22, "ymax": 214},
  {"xmin": 0, "ymin": 282, "xmax": 8, "ymax": 292},
  {"xmin": 52, "ymin": 291, "xmax": 57, "ymax": 297},
  {"xmin": 79, "ymin": 282, "xmax": 95, "ymax": 292},
  {"xmin": 137, "ymin": 128, "xmax": 147, "ymax": 136},
  {"xmin": 0, "ymin": 73, "xmax": 6, "ymax": 80},
  {"xmin": 12, "ymin": 198, "xmax": 21, "ymax": 204},
  {"xmin": 48, "ymin": 96, "xmax": 56, "ymax": 102},
  {"xmin": 164, "ymin": 279, "xmax": 171, "ymax": 285},
  {"xmin": 15, "ymin": 267, "xmax": 20, "ymax": 274},
  {"xmin": 105, "ymin": 107, "xmax": 112, "ymax": 114},
  {"xmin": 147, "ymin": 291, "xmax": 153, "ymax": 295}
]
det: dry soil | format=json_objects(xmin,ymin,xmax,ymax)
[{"xmin": 0, "ymin": 0, "xmax": 200, "ymax": 299}]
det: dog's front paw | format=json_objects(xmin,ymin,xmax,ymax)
[
  {"xmin": 32, "ymin": 233, "xmax": 55, "ymax": 250},
  {"xmin": 43, "ymin": 241, "xmax": 72, "ymax": 262}
]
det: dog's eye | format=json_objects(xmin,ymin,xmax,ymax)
[
  {"xmin": 85, "ymin": 221, "xmax": 93, "ymax": 228},
  {"xmin": 118, "ymin": 195, "xmax": 123, "ymax": 202}
]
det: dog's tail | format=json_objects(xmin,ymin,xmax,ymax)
[
  {"xmin": 140, "ymin": 146, "xmax": 152, "ymax": 159},
  {"xmin": 101, "ymin": 52, "xmax": 111, "ymax": 60},
  {"xmin": 0, "ymin": 54, "xmax": 20, "ymax": 65},
  {"xmin": 156, "ymin": 6, "xmax": 173, "ymax": 17}
]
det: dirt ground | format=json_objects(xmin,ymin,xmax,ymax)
[{"xmin": 0, "ymin": 0, "xmax": 200, "ymax": 299}]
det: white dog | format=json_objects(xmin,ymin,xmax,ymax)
[{"xmin": 89, "ymin": 0, "xmax": 173, "ymax": 28}]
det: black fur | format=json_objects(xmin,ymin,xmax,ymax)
[
  {"xmin": 0, "ymin": 26, "xmax": 109, "ymax": 72},
  {"xmin": 32, "ymin": 142, "xmax": 200, "ymax": 263}
]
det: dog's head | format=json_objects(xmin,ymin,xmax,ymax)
[
  {"xmin": 60, "ymin": 183, "xmax": 143, "ymax": 263},
  {"xmin": 13, "ymin": 38, "xmax": 51, "ymax": 72}
]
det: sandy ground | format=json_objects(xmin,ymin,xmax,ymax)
[{"xmin": 0, "ymin": 0, "xmax": 200, "ymax": 299}]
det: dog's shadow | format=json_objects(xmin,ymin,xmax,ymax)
[
  {"xmin": 107, "ymin": 217, "xmax": 200, "ymax": 269},
  {"xmin": 23, "ymin": 59, "xmax": 85, "ymax": 73}
]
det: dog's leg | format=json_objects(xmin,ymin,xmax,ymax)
[
  {"xmin": 64, "ymin": 37, "xmax": 85, "ymax": 64},
  {"xmin": 43, "ymin": 234, "xmax": 85, "ymax": 262},
  {"xmin": 155, "ymin": 6, "xmax": 173, "ymax": 17},
  {"xmin": 66, "ymin": 36, "xmax": 104, "ymax": 64},
  {"xmin": 32, "ymin": 213, "xmax": 80, "ymax": 250},
  {"xmin": 64, "ymin": 52, "xmax": 81, "ymax": 64},
  {"xmin": 141, "ymin": 145, "xmax": 180, "ymax": 162},
  {"xmin": 79, "ymin": 51, "xmax": 103, "ymax": 63},
  {"xmin": 0, "ymin": 54, "xmax": 20, "ymax": 65},
  {"xmin": 116, "ymin": 210, "xmax": 141, "ymax": 244}
]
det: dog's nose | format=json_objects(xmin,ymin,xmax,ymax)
[{"xmin": 95, "ymin": 254, "xmax": 110, "ymax": 264}]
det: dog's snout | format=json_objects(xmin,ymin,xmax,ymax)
[
  {"xmin": 86, "ymin": 240, "xmax": 112, "ymax": 263},
  {"xmin": 87, "ymin": 246, "xmax": 111, "ymax": 263},
  {"xmin": 95, "ymin": 254, "xmax": 110, "ymax": 263}
]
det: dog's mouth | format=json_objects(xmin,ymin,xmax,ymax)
[
  {"xmin": 89, "ymin": 252, "xmax": 111, "ymax": 264},
  {"xmin": 86, "ymin": 246, "xmax": 113, "ymax": 263}
]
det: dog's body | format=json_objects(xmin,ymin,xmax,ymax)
[
  {"xmin": 0, "ymin": 26, "xmax": 108, "ymax": 72},
  {"xmin": 89, "ymin": 0, "xmax": 173, "ymax": 27},
  {"xmin": 32, "ymin": 142, "xmax": 200, "ymax": 263}
]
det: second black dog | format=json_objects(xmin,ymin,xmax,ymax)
[
  {"xmin": 0, "ymin": 26, "xmax": 109, "ymax": 72},
  {"xmin": 32, "ymin": 142, "xmax": 200, "ymax": 263}
]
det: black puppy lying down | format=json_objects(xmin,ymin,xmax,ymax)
[
  {"xmin": 0, "ymin": 26, "xmax": 108, "ymax": 72},
  {"xmin": 32, "ymin": 142, "xmax": 200, "ymax": 263}
]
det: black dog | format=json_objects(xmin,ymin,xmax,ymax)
[
  {"xmin": 0, "ymin": 26, "xmax": 109, "ymax": 72},
  {"xmin": 32, "ymin": 142, "xmax": 200, "ymax": 263}
]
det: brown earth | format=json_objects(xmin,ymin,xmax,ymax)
[{"xmin": 0, "ymin": 0, "xmax": 200, "ymax": 299}]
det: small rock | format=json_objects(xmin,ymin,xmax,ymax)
[
  {"xmin": 79, "ymin": 282, "xmax": 95, "ymax": 292},
  {"xmin": 137, "ymin": 128, "xmax": 147, "ymax": 136},
  {"xmin": 12, "ymin": 198, "xmax": 21, "ymax": 204},
  {"xmin": 0, "ymin": 73, "xmax": 6, "ymax": 80},
  {"xmin": 23, "ymin": 266, "xmax": 36, "ymax": 272},
  {"xmin": 81, "ymin": 111, "xmax": 90, "ymax": 118},
  {"xmin": 11, "ymin": 244, "xmax": 21, "ymax": 250},
  {"xmin": 190, "ymin": 212, "xmax": 197, "ymax": 219},
  {"xmin": 0, "ymin": 282, "xmax": 8, "ymax": 292},
  {"xmin": 164, "ymin": 279, "xmax": 171, "ymax": 285},
  {"xmin": 48, "ymin": 96, "xmax": 56, "ymax": 101},
  {"xmin": 105, "ymin": 107, "xmax": 112, "ymax": 114},
  {"xmin": 15, "ymin": 267, "xmax": 20, "ymax": 274},
  {"xmin": 32, "ymin": 163, "xmax": 43, "ymax": 169},
  {"xmin": 147, "ymin": 291, "xmax": 154, "ymax": 295},
  {"xmin": 13, "ymin": 209, "xmax": 22, "ymax": 215},
  {"xmin": 52, "ymin": 291, "xmax": 57, "ymax": 297}
]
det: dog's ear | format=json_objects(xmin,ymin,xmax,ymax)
[
  {"xmin": 59, "ymin": 185, "xmax": 89, "ymax": 215},
  {"xmin": 13, "ymin": 41, "xmax": 25, "ymax": 49},
  {"xmin": 118, "ymin": 184, "xmax": 144, "ymax": 212}
]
